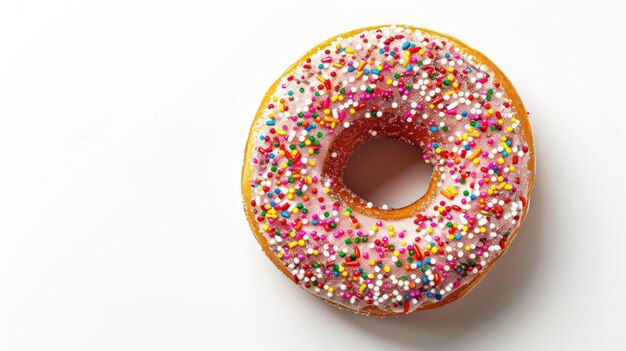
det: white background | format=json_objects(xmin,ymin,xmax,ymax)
[{"xmin": 2, "ymin": 0, "xmax": 625, "ymax": 350}]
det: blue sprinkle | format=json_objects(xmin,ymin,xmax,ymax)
[
  {"xmin": 266, "ymin": 120, "xmax": 275, "ymax": 126},
  {"xmin": 274, "ymin": 189, "xmax": 281, "ymax": 194},
  {"xmin": 470, "ymin": 194, "xmax": 477, "ymax": 201},
  {"xmin": 287, "ymin": 90, "xmax": 293, "ymax": 96},
  {"xmin": 455, "ymin": 234, "xmax": 462, "ymax": 240},
  {"xmin": 406, "ymin": 64, "xmax": 413, "ymax": 71},
  {"xmin": 372, "ymin": 69, "xmax": 380, "ymax": 75},
  {"xmin": 416, "ymin": 260, "xmax": 423, "ymax": 268},
  {"xmin": 317, "ymin": 64, "xmax": 324, "ymax": 69},
  {"xmin": 363, "ymin": 68, "xmax": 370, "ymax": 75},
  {"xmin": 268, "ymin": 153, "xmax": 275, "ymax": 159},
  {"xmin": 423, "ymin": 277, "xmax": 429, "ymax": 283},
  {"xmin": 427, "ymin": 293, "xmax": 434, "ymax": 298},
  {"xmin": 267, "ymin": 193, "xmax": 273, "ymax": 198},
  {"xmin": 333, "ymin": 271, "xmax": 339, "ymax": 277},
  {"xmin": 379, "ymin": 48, "xmax": 385, "ymax": 54},
  {"xmin": 430, "ymin": 126, "xmax": 439, "ymax": 132},
  {"xmin": 280, "ymin": 211, "xmax": 290, "ymax": 218},
  {"xmin": 402, "ymin": 41, "xmax": 411, "ymax": 50},
  {"xmin": 270, "ymin": 201, "xmax": 276, "ymax": 206},
  {"xmin": 445, "ymin": 53, "xmax": 451, "ymax": 58},
  {"xmin": 405, "ymin": 295, "xmax": 411, "ymax": 300},
  {"xmin": 389, "ymin": 51, "xmax": 396, "ymax": 56},
  {"xmin": 464, "ymin": 144, "xmax": 471, "ymax": 151},
  {"xmin": 436, "ymin": 294, "xmax": 443, "ymax": 300},
  {"xmin": 502, "ymin": 151, "xmax": 509, "ymax": 157},
  {"xmin": 433, "ymin": 143, "xmax": 439, "ymax": 148},
  {"xmin": 461, "ymin": 111, "xmax": 468, "ymax": 117},
  {"xmin": 259, "ymin": 135, "xmax": 264, "ymax": 140},
  {"xmin": 506, "ymin": 140, "xmax": 512, "ymax": 146},
  {"xmin": 312, "ymin": 220, "xmax": 318, "ymax": 225},
  {"xmin": 424, "ymin": 257, "xmax": 431, "ymax": 264},
  {"xmin": 348, "ymin": 66, "xmax": 355, "ymax": 72}
]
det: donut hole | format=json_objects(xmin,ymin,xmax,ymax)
[{"xmin": 343, "ymin": 138, "xmax": 433, "ymax": 210}]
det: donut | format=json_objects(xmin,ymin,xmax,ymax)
[{"xmin": 242, "ymin": 25, "xmax": 535, "ymax": 316}]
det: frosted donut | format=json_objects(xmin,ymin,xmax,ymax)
[{"xmin": 242, "ymin": 25, "xmax": 535, "ymax": 316}]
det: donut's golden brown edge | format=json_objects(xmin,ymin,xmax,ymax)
[{"xmin": 241, "ymin": 25, "xmax": 535, "ymax": 317}]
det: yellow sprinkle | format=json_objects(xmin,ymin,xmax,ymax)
[
  {"xmin": 328, "ymin": 287, "xmax": 334, "ymax": 293},
  {"xmin": 332, "ymin": 63, "xmax": 344, "ymax": 68},
  {"xmin": 468, "ymin": 148, "xmax": 482, "ymax": 161},
  {"xmin": 369, "ymin": 259, "xmax": 376, "ymax": 266},
  {"xmin": 357, "ymin": 60, "xmax": 366, "ymax": 71},
  {"xmin": 393, "ymin": 250, "xmax": 400, "ymax": 257},
  {"xmin": 356, "ymin": 71, "xmax": 363, "ymax": 79},
  {"xmin": 288, "ymin": 241, "xmax": 297, "ymax": 248},
  {"xmin": 359, "ymin": 284, "xmax": 367, "ymax": 293},
  {"xmin": 316, "ymin": 75, "xmax": 325, "ymax": 83},
  {"xmin": 446, "ymin": 186, "xmax": 458, "ymax": 195},
  {"xmin": 502, "ymin": 142, "xmax": 512, "ymax": 154},
  {"xmin": 383, "ymin": 266, "xmax": 391, "ymax": 273},
  {"xmin": 498, "ymin": 157, "xmax": 505, "ymax": 165},
  {"xmin": 345, "ymin": 48, "xmax": 354, "ymax": 54},
  {"xmin": 276, "ymin": 129, "xmax": 287, "ymax": 135}
]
